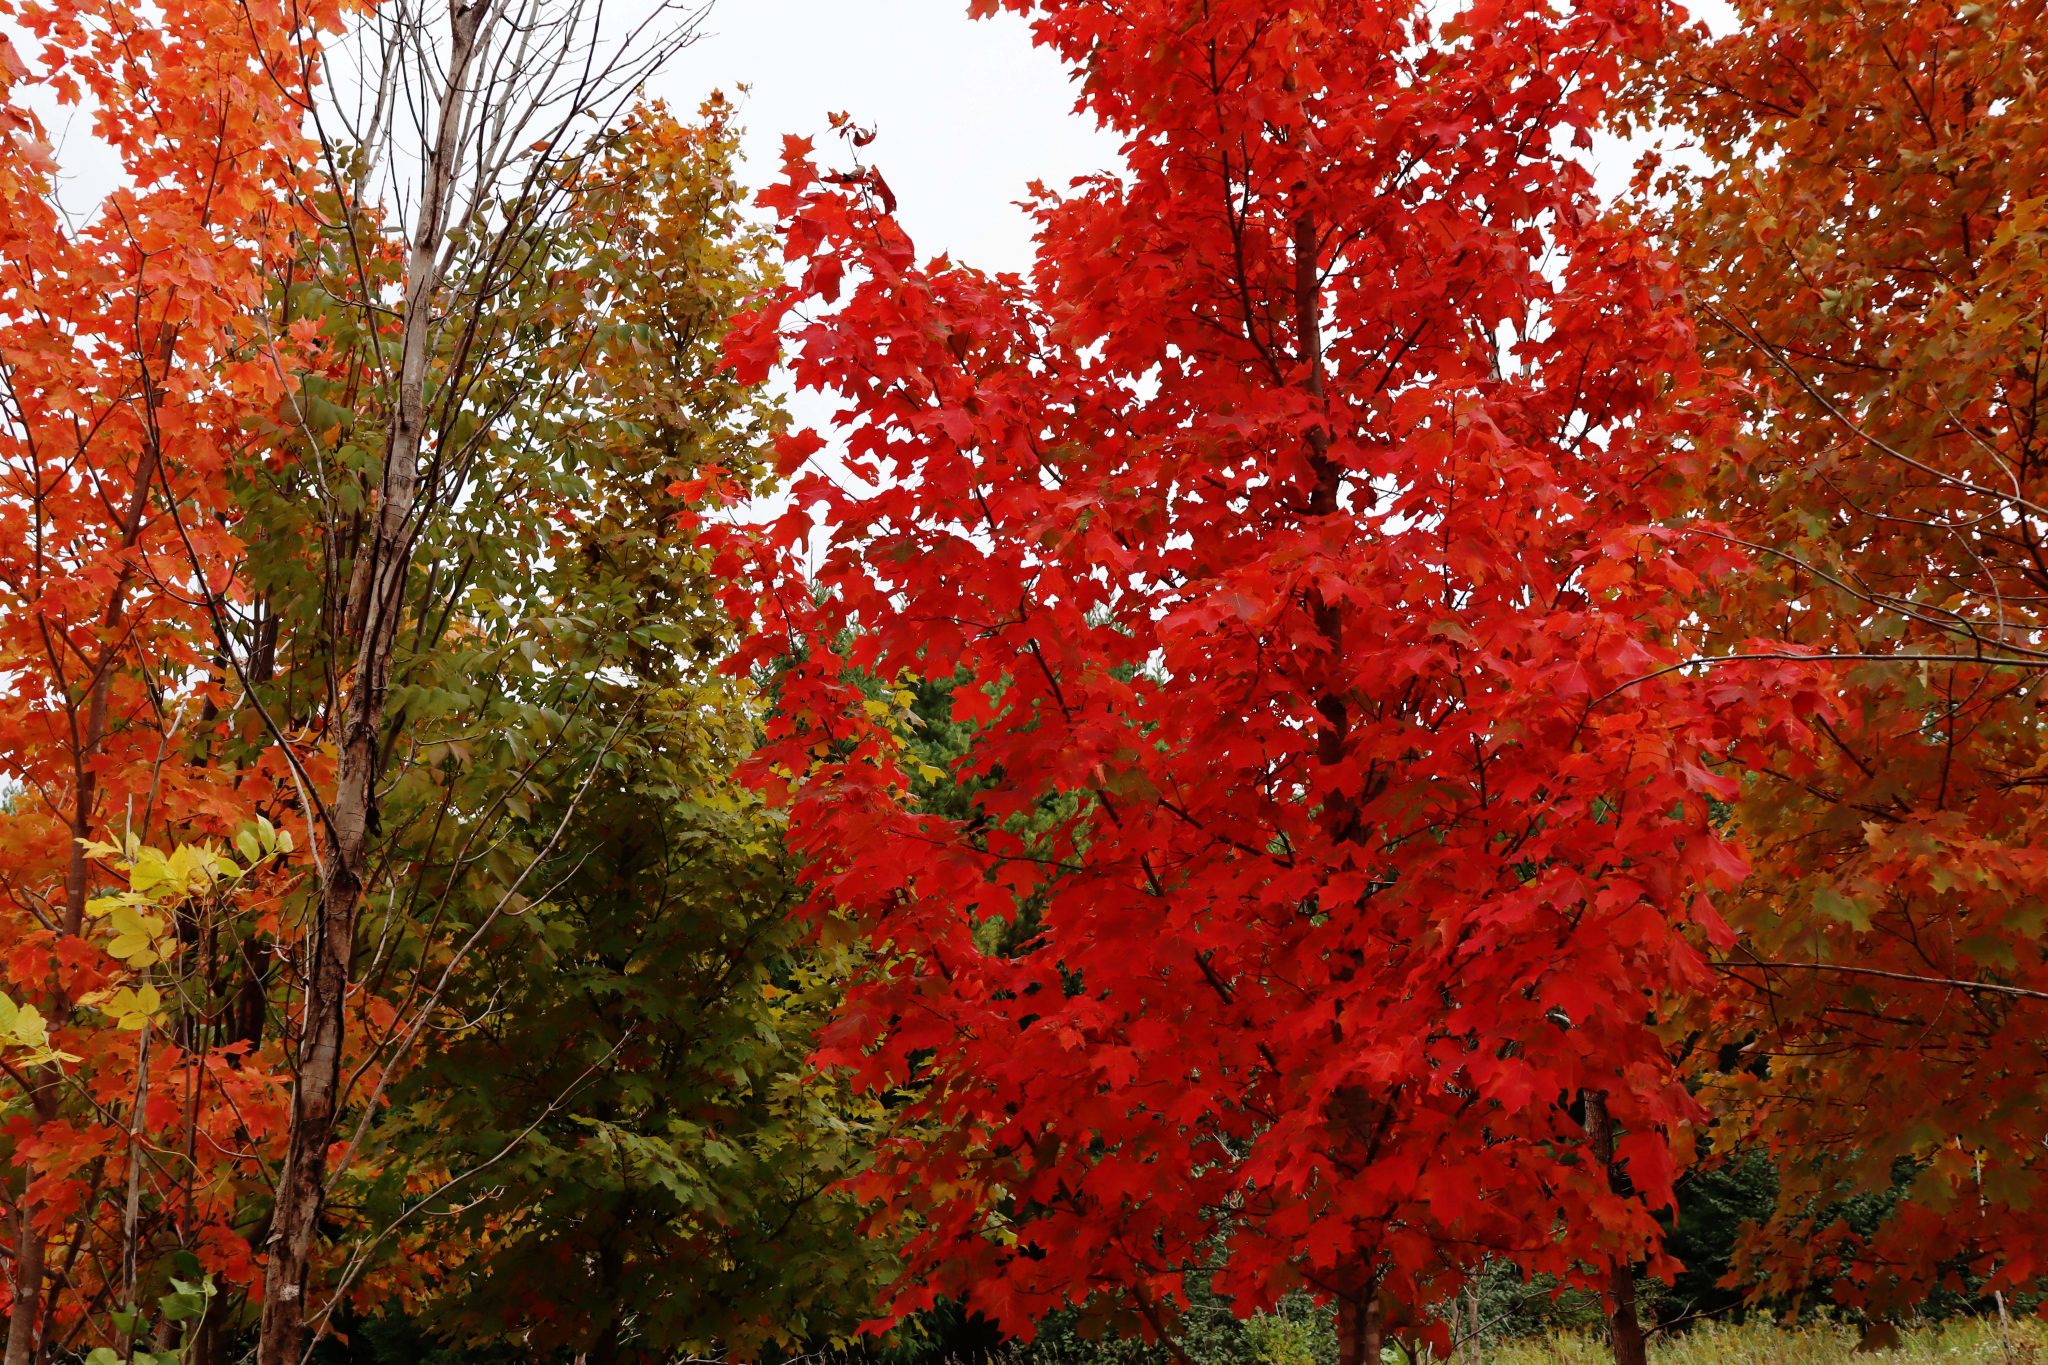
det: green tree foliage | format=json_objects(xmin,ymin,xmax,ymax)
[
  {"xmin": 337, "ymin": 102, "xmax": 898, "ymax": 1360},
  {"xmin": 379, "ymin": 702, "xmax": 889, "ymax": 1361}
]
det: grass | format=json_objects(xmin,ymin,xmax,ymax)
[{"xmin": 1471, "ymin": 1318, "xmax": 2043, "ymax": 1364}]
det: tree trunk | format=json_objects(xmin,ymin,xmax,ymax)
[
  {"xmin": 253, "ymin": 12, "xmax": 480, "ymax": 1361},
  {"xmin": 3, "ymin": 1190, "xmax": 45, "ymax": 1365},
  {"xmin": 1604, "ymin": 1259, "xmax": 1646, "ymax": 1365},
  {"xmin": 1338, "ymin": 1291, "xmax": 1385, "ymax": 1365},
  {"xmin": 1295, "ymin": 199, "xmax": 1387, "ymax": 1365},
  {"xmin": 1583, "ymin": 1092, "xmax": 1647, "ymax": 1365},
  {"xmin": 587, "ymin": 1208, "xmax": 628, "ymax": 1365},
  {"xmin": 184, "ymin": 1294, "xmax": 231, "ymax": 1365}
]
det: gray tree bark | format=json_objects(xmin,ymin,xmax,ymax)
[{"xmin": 253, "ymin": 10, "xmax": 479, "ymax": 1359}]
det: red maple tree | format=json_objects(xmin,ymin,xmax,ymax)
[{"xmin": 713, "ymin": 0, "xmax": 1821, "ymax": 1359}]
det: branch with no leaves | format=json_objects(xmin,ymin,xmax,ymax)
[
  {"xmin": 1714, "ymin": 958, "xmax": 2048, "ymax": 1004},
  {"xmin": 299, "ymin": 1025, "xmax": 639, "ymax": 1365},
  {"xmin": 324, "ymin": 708, "xmax": 634, "ymax": 1188},
  {"xmin": 1590, "ymin": 647, "xmax": 2048, "ymax": 712}
]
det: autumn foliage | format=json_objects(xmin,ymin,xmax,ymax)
[
  {"xmin": 1651, "ymin": 0, "xmax": 2048, "ymax": 1314},
  {"xmin": 0, "ymin": 0, "xmax": 337, "ymax": 1353},
  {"xmin": 714, "ymin": 0, "xmax": 1829, "ymax": 1356},
  {"xmin": 0, "ymin": 0, "xmax": 2045, "ymax": 1360},
  {"xmin": 0, "ymin": 0, "xmax": 862, "ymax": 1357}
]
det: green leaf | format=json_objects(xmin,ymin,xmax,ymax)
[{"xmin": 1812, "ymin": 884, "xmax": 1873, "ymax": 932}]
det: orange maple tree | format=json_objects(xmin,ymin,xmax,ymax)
[
  {"xmin": 0, "ymin": 0, "xmax": 352, "ymax": 1355},
  {"xmin": 1649, "ymin": 0, "xmax": 2048, "ymax": 1314}
]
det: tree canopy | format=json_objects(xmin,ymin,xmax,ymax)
[{"xmin": 0, "ymin": 0, "xmax": 2044, "ymax": 1362}]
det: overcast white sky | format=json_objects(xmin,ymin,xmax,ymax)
[
  {"xmin": 651, "ymin": 0, "xmax": 1116, "ymax": 277},
  {"xmin": 647, "ymin": 0, "xmax": 1740, "ymax": 278},
  {"xmin": 27, "ymin": 0, "xmax": 1738, "ymax": 277}
]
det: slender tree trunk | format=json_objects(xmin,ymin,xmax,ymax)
[
  {"xmin": 588, "ymin": 1246, "xmax": 625, "ymax": 1365},
  {"xmin": 1294, "ymin": 201, "xmax": 1389, "ymax": 1365},
  {"xmin": 182, "ymin": 1289, "xmax": 232, "ymax": 1365},
  {"xmin": 1583, "ymin": 1092, "xmax": 1647, "ymax": 1365},
  {"xmin": 11, "ymin": 658, "xmax": 123, "ymax": 1365},
  {"xmin": 7, "ymin": 629, "xmax": 121, "ymax": 1365},
  {"xmin": 3, "ymin": 1191, "xmax": 45, "ymax": 1365},
  {"xmin": 254, "ymin": 12, "xmax": 480, "ymax": 1361},
  {"xmin": 116, "ymin": 1022, "xmax": 151, "ymax": 1357},
  {"xmin": 1604, "ymin": 1258, "xmax": 1646, "ymax": 1365}
]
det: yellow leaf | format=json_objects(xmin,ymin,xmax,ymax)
[
  {"xmin": 130, "ymin": 848, "xmax": 173, "ymax": 893},
  {"xmin": 102, "ymin": 986, "xmax": 163, "ymax": 1031},
  {"xmin": 10, "ymin": 1003, "xmax": 49, "ymax": 1049}
]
